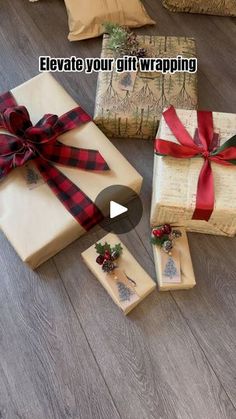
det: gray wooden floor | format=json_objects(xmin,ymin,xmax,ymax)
[{"xmin": 0, "ymin": 1, "xmax": 236, "ymax": 418}]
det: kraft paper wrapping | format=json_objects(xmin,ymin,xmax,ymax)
[
  {"xmin": 81, "ymin": 233, "xmax": 156, "ymax": 314},
  {"xmin": 152, "ymin": 228, "xmax": 196, "ymax": 291},
  {"xmin": 163, "ymin": 0, "xmax": 236, "ymax": 17},
  {"xmin": 94, "ymin": 35, "xmax": 197, "ymax": 140},
  {"xmin": 0, "ymin": 73, "xmax": 143, "ymax": 268},
  {"xmin": 151, "ymin": 109, "xmax": 236, "ymax": 236}
]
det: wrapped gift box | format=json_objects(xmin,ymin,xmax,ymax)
[
  {"xmin": 0, "ymin": 74, "xmax": 143, "ymax": 268},
  {"xmin": 82, "ymin": 233, "xmax": 156, "ymax": 314},
  {"xmin": 151, "ymin": 108, "xmax": 236, "ymax": 236},
  {"xmin": 162, "ymin": 0, "xmax": 236, "ymax": 17},
  {"xmin": 152, "ymin": 228, "xmax": 196, "ymax": 291},
  {"xmin": 94, "ymin": 35, "xmax": 197, "ymax": 140}
]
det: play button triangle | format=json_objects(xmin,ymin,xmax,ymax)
[{"xmin": 110, "ymin": 201, "xmax": 128, "ymax": 219}]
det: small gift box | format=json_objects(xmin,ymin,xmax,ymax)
[
  {"xmin": 151, "ymin": 226, "xmax": 195, "ymax": 291},
  {"xmin": 151, "ymin": 107, "xmax": 236, "ymax": 236},
  {"xmin": 94, "ymin": 35, "xmax": 197, "ymax": 140},
  {"xmin": 81, "ymin": 233, "xmax": 156, "ymax": 314},
  {"xmin": 0, "ymin": 73, "xmax": 142, "ymax": 268}
]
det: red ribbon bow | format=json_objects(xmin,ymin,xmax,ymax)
[
  {"xmin": 155, "ymin": 106, "xmax": 236, "ymax": 221},
  {"xmin": 0, "ymin": 91, "xmax": 109, "ymax": 230}
]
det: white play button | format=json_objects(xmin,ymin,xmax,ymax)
[
  {"xmin": 95, "ymin": 185, "xmax": 143, "ymax": 233},
  {"xmin": 110, "ymin": 201, "xmax": 128, "ymax": 219}
]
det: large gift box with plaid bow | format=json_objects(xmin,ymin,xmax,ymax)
[
  {"xmin": 0, "ymin": 73, "xmax": 142, "ymax": 268},
  {"xmin": 151, "ymin": 107, "xmax": 236, "ymax": 236}
]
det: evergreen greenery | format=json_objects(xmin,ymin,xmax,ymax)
[
  {"xmin": 95, "ymin": 242, "xmax": 123, "ymax": 257},
  {"xmin": 103, "ymin": 23, "xmax": 127, "ymax": 54},
  {"xmin": 103, "ymin": 22, "xmax": 146, "ymax": 58},
  {"xmin": 151, "ymin": 234, "xmax": 169, "ymax": 247}
]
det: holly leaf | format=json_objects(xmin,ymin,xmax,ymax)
[
  {"xmin": 103, "ymin": 242, "xmax": 112, "ymax": 252},
  {"xmin": 95, "ymin": 242, "xmax": 112, "ymax": 255},
  {"xmin": 112, "ymin": 243, "xmax": 123, "ymax": 255},
  {"xmin": 95, "ymin": 242, "xmax": 104, "ymax": 255}
]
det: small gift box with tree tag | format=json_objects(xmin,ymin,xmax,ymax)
[
  {"xmin": 82, "ymin": 233, "xmax": 156, "ymax": 314},
  {"xmin": 151, "ymin": 224, "xmax": 196, "ymax": 290}
]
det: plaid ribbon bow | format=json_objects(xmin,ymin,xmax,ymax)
[{"xmin": 0, "ymin": 91, "xmax": 109, "ymax": 230}]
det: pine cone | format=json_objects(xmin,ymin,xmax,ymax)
[
  {"xmin": 102, "ymin": 260, "xmax": 115, "ymax": 273},
  {"xmin": 162, "ymin": 240, "xmax": 173, "ymax": 254},
  {"xmin": 172, "ymin": 229, "xmax": 182, "ymax": 239},
  {"xmin": 136, "ymin": 48, "xmax": 147, "ymax": 58}
]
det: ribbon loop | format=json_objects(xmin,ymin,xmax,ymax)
[
  {"xmin": 197, "ymin": 110, "xmax": 214, "ymax": 150},
  {"xmin": 0, "ymin": 106, "xmax": 32, "ymax": 137}
]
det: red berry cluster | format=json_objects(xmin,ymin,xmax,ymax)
[
  {"xmin": 96, "ymin": 248, "xmax": 121, "ymax": 273},
  {"xmin": 152, "ymin": 224, "xmax": 172, "ymax": 238},
  {"xmin": 96, "ymin": 250, "xmax": 112, "ymax": 265},
  {"xmin": 151, "ymin": 224, "xmax": 182, "ymax": 254}
]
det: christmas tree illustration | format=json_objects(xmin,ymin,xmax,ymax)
[
  {"xmin": 117, "ymin": 282, "xmax": 134, "ymax": 302},
  {"xmin": 170, "ymin": 72, "xmax": 197, "ymax": 109},
  {"xmin": 26, "ymin": 167, "xmax": 39, "ymax": 185},
  {"xmin": 163, "ymin": 257, "xmax": 177, "ymax": 280},
  {"xmin": 120, "ymin": 73, "xmax": 132, "ymax": 88}
]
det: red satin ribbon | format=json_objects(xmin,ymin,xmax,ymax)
[{"xmin": 155, "ymin": 106, "xmax": 236, "ymax": 221}]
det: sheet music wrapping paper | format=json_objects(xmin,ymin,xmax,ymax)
[{"xmin": 151, "ymin": 109, "xmax": 236, "ymax": 236}]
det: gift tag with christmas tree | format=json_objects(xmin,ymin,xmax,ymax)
[
  {"xmin": 118, "ymin": 72, "xmax": 137, "ymax": 92},
  {"xmin": 23, "ymin": 163, "xmax": 45, "ymax": 190},
  {"xmin": 151, "ymin": 225, "xmax": 196, "ymax": 291},
  {"xmin": 82, "ymin": 233, "xmax": 156, "ymax": 314},
  {"xmin": 161, "ymin": 249, "xmax": 181, "ymax": 284}
]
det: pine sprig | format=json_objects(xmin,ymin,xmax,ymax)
[
  {"xmin": 95, "ymin": 242, "xmax": 111, "ymax": 256},
  {"xmin": 113, "ymin": 243, "xmax": 123, "ymax": 255},
  {"xmin": 103, "ymin": 22, "xmax": 124, "ymax": 36},
  {"xmin": 151, "ymin": 235, "xmax": 169, "ymax": 246},
  {"xmin": 103, "ymin": 22, "xmax": 147, "ymax": 58}
]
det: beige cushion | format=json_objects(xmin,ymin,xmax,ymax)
[
  {"xmin": 163, "ymin": 0, "xmax": 236, "ymax": 16},
  {"xmin": 64, "ymin": 0, "xmax": 155, "ymax": 41}
]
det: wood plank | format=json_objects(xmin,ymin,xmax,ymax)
[
  {"xmin": 114, "ymin": 136, "xmax": 236, "ymax": 409},
  {"xmin": 0, "ymin": 0, "xmax": 236, "ymax": 417},
  {"xmin": 0, "ymin": 235, "xmax": 120, "ymax": 419},
  {"xmin": 171, "ymin": 233, "xmax": 236, "ymax": 405},
  {"xmin": 0, "ymin": 0, "xmax": 101, "ymax": 116},
  {"xmin": 54, "ymin": 229, "xmax": 236, "ymax": 419}
]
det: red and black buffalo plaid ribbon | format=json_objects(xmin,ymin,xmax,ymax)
[{"xmin": 0, "ymin": 91, "xmax": 109, "ymax": 230}]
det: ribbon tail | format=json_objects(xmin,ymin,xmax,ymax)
[
  {"xmin": 38, "ymin": 141, "xmax": 109, "ymax": 171},
  {"xmin": 34, "ymin": 158, "xmax": 104, "ymax": 231},
  {"xmin": 0, "ymin": 155, "xmax": 15, "ymax": 179},
  {"xmin": 192, "ymin": 159, "xmax": 214, "ymax": 221}
]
